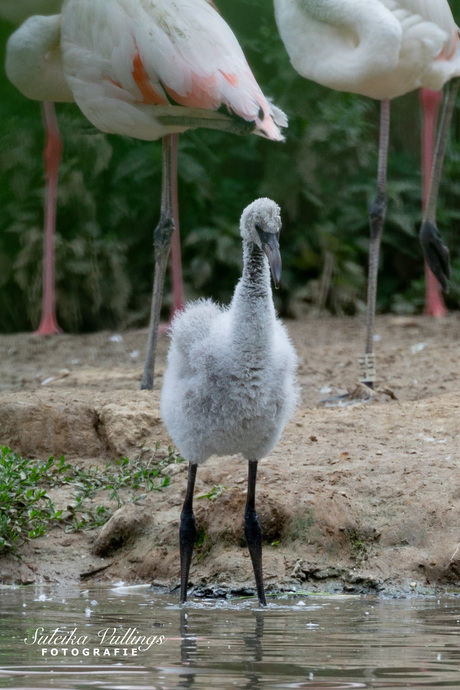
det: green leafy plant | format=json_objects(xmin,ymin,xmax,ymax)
[
  {"xmin": 0, "ymin": 447, "xmax": 63, "ymax": 554},
  {"xmin": 0, "ymin": 444, "xmax": 184, "ymax": 546},
  {"xmin": 63, "ymin": 445, "xmax": 182, "ymax": 532},
  {"xmin": 65, "ymin": 504, "xmax": 112, "ymax": 532},
  {"xmin": 197, "ymin": 485, "xmax": 227, "ymax": 501}
]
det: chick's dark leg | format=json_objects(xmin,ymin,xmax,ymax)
[
  {"xmin": 245, "ymin": 460, "xmax": 267, "ymax": 606},
  {"xmin": 180, "ymin": 462, "xmax": 197, "ymax": 603}
]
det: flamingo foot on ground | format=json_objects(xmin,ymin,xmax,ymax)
[
  {"xmin": 33, "ymin": 312, "xmax": 63, "ymax": 336},
  {"xmin": 320, "ymin": 383, "xmax": 398, "ymax": 408},
  {"xmin": 424, "ymin": 266, "xmax": 448, "ymax": 318}
]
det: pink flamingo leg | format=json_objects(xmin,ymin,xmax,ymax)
[
  {"xmin": 168, "ymin": 226, "xmax": 185, "ymax": 314},
  {"xmin": 34, "ymin": 101, "xmax": 63, "ymax": 335},
  {"xmin": 159, "ymin": 135, "xmax": 185, "ymax": 334},
  {"xmin": 359, "ymin": 99, "xmax": 390, "ymax": 388},
  {"xmin": 141, "ymin": 133, "xmax": 179, "ymax": 389},
  {"xmin": 170, "ymin": 137, "xmax": 185, "ymax": 314},
  {"xmin": 419, "ymin": 88, "xmax": 447, "ymax": 318}
]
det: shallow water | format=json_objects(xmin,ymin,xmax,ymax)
[{"xmin": 0, "ymin": 585, "xmax": 460, "ymax": 689}]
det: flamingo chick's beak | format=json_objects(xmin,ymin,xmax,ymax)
[{"xmin": 262, "ymin": 234, "xmax": 282, "ymax": 289}]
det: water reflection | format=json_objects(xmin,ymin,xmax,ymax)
[
  {"xmin": 0, "ymin": 585, "xmax": 459, "ymax": 689},
  {"xmin": 178, "ymin": 609, "xmax": 266, "ymax": 689}
]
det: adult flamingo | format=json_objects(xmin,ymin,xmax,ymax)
[
  {"xmin": 274, "ymin": 0, "xmax": 459, "ymax": 387},
  {"xmin": 1, "ymin": 0, "xmax": 65, "ymax": 334},
  {"xmin": 7, "ymin": 0, "xmax": 287, "ymax": 389},
  {"xmin": 4, "ymin": 3, "xmax": 185, "ymax": 339}
]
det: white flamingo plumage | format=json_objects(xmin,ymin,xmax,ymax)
[
  {"xmin": 1, "ymin": 0, "xmax": 65, "ymax": 335},
  {"xmin": 274, "ymin": 0, "xmax": 459, "ymax": 386},
  {"xmin": 6, "ymin": 0, "xmax": 287, "ymax": 385}
]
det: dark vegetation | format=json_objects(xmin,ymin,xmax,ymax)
[{"xmin": 0, "ymin": 0, "xmax": 459, "ymax": 333}]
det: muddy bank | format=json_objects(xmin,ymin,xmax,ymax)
[{"xmin": 0, "ymin": 314, "xmax": 459, "ymax": 597}]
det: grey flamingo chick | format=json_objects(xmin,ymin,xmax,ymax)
[{"xmin": 160, "ymin": 198, "xmax": 299, "ymax": 606}]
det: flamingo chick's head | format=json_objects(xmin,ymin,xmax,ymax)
[{"xmin": 240, "ymin": 198, "xmax": 282, "ymax": 288}]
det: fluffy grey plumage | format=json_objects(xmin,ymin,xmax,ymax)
[{"xmin": 160, "ymin": 198, "xmax": 299, "ymax": 465}]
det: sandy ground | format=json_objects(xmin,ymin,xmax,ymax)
[{"xmin": 0, "ymin": 312, "xmax": 459, "ymax": 598}]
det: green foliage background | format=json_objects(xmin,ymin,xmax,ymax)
[{"xmin": 0, "ymin": 0, "xmax": 459, "ymax": 332}]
